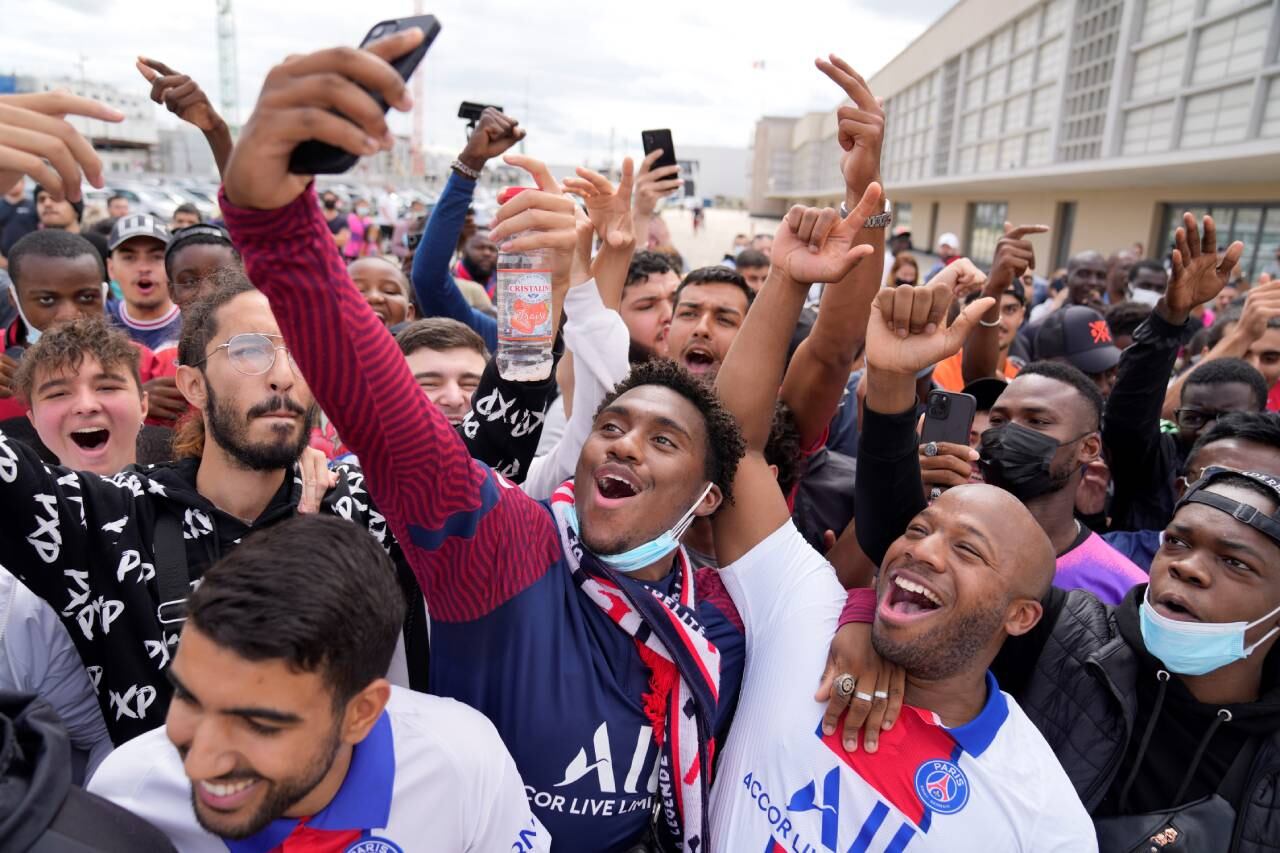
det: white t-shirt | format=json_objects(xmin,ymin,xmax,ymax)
[
  {"xmin": 709, "ymin": 521, "xmax": 1096, "ymax": 853},
  {"xmin": 88, "ymin": 686, "xmax": 550, "ymax": 853}
]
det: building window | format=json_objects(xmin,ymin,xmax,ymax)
[
  {"xmin": 967, "ymin": 201, "xmax": 1009, "ymax": 266},
  {"xmin": 1180, "ymin": 82, "xmax": 1253, "ymax": 148},
  {"xmin": 1158, "ymin": 203, "xmax": 1280, "ymax": 280},
  {"xmin": 1052, "ymin": 202, "xmax": 1077, "ymax": 270},
  {"xmin": 895, "ymin": 202, "xmax": 913, "ymax": 233}
]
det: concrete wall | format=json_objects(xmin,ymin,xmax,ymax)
[{"xmin": 896, "ymin": 180, "xmax": 1280, "ymax": 274}]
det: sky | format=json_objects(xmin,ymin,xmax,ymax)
[{"xmin": 2, "ymin": 0, "xmax": 953, "ymax": 165}]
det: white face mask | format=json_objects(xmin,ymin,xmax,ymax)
[{"xmin": 1130, "ymin": 287, "xmax": 1161, "ymax": 307}]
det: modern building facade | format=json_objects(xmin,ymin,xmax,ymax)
[{"xmin": 751, "ymin": 0, "xmax": 1280, "ymax": 278}]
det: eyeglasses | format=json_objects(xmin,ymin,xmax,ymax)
[
  {"xmin": 1173, "ymin": 407, "xmax": 1232, "ymax": 431},
  {"xmin": 191, "ymin": 333, "xmax": 298, "ymax": 376}
]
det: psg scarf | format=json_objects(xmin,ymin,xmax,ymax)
[{"xmin": 551, "ymin": 482, "xmax": 721, "ymax": 852}]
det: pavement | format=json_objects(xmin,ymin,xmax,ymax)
[{"xmin": 658, "ymin": 206, "xmax": 782, "ymax": 270}]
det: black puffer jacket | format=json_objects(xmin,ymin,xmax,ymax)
[
  {"xmin": 993, "ymin": 586, "xmax": 1280, "ymax": 853},
  {"xmin": 0, "ymin": 691, "xmax": 175, "ymax": 852}
]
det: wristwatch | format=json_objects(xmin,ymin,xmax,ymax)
[{"xmin": 840, "ymin": 197, "xmax": 892, "ymax": 229}]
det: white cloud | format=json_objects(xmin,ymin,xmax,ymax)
[{"xmin": 1, "ymin": 0, "xmax": 947, "ymax": 164}]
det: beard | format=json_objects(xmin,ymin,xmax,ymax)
[
  {"xmin": 188, "ymin": 721, "xmax": 342, "ymax": 840},
  {"xmin": 205, "ymin": 381, "xmax": 317, "ymax": 472},
  {"xmin": 871, "ymin": 593, "xmax": 1009, "ymax": 681}
]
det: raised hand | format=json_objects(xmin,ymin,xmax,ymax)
[
  {"xmin": 773, "ymin": 183, "xmax": 882, "ymax": 286},
  {"xmin": 296, "ymin": 446, "xmax": 339, "ymax": 515},
  {"xmin": 991, "ymin": 222, "xmax": 1048, "ymax": 290},
  {"xmin": 632, "ymin": 148, "xmax": 681, "ymax": 218},
  {"xmin": 490, "ymin": 154, "xmax": 593, "ymax": 289},
  {"xmin": 141, "ymin": 375, "xmax": 188, "ymax": 423},
  {"xmin": 0, "ymin": 92, "xmax": 124, "ymax": 201},
  {"xmin": 457, "ymin": 107, "xmax": 525, "ymax": 173},
  {"xmin": 816, "ymin": 54, "xmax": 884, "ymax": 195},
  {"xmin": 136, "ymin": 57, "xmax": 225, "ymax": 133},
  {"xmin": 1162, "ymin": 212, "xmax": 1246, "ymax": 324},
  {"xmin": 223, "ymin": 28, "xmax": 420, "ymax": 210},
  {"xmin": 1238, "ymin": 280, "xmax": 1280, "ymax": 342},
  {"xmin": 562, "ymin": 158, "xmax": 636, "ymax": 249},
  {"xmin": 867, "ymin": 277, "xmax": 994, "ymax": 376},
  {"xmin": 0, "ymin": 352, "xmax": 17, "ymax": 400},
  {"xmin": 926, "ymin": 256, "xmax": 987, "ymax": 303}
]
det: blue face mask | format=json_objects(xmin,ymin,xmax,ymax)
[
  {"xmin": 568, "ymin": 483, "xmax": 713, "ymax": 574},
  {"xmin": 1140, "ymin": 586, "xmax": 1280, "ymax": 676}
]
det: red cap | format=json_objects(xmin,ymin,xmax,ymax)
[{"xmin": 498, "ymin": 186, "xmax": 533, "ymax": 204}]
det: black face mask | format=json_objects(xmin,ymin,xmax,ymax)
[
  {"xmin": 978, "ymin": 422, "xmax": 1081, "ymax": 501},
  {"xmin": 322, "ymin": 198, "xmax": 338, "ymax": 210},
  {"xmin": 894, "ymin": 278, "xmax": 917, "ymax": 287}
]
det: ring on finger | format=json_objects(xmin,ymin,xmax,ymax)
[
  {"xmin": 834, "ymin": 674, "xmax": 856, "ymax": 699},
  {"xmin": 874, "ymin": 690, "xmax": 889, "ymax": 700},
  {"xmin": 854, "ymin": 691, "xmax": 875, "ymax": 703},
  {"xmin": 923, "ymin": 441, "xmax": 939, "ymax": 457}
]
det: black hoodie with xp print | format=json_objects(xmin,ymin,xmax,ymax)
[{"xmin": 0, "ymin": 428, "xmax": 426, "ymax": 746}]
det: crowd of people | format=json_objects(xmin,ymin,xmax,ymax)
[{"xmin": 1, "ymin": 24, "xmax": 1279, "ymax": 853}]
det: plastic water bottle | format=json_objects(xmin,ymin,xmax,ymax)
[{"xmin": 495, "ymin": 186, "xmax": 555, "ymax": 381}]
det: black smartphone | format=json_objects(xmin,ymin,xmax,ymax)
[
  {"xmin": 288, "ymin": 15, "xmax": 442, "ymax": 175},
  {"xmin": 641, "ymin": 129, "xmax": 678, "ymax": 175},
  {"xmin": 920, "ymin": 390, "xmax": 977, "ymax": 447}
]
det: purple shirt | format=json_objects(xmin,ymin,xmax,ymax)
[{"xmin": 1055, "ymin": 530, "xmax": 1147, "ymax": 605}]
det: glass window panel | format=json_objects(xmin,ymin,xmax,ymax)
[
  {"xmin": 967, "ymin": 202, "xmax": 1009, "ymax": 265},
  {"xmin": 960, "ymin": 111, "xmax": 979, "ymax": 143},
  {"xmin": 1181, "ymin": 82, "xmax": 1254, "ymax": 147},
  {"xmin": 1044, "ymin": 0, "xmax": 1069, "ymax": 36},
  {"xmin": 1121, "ymin": 100, "xmax": 1175, "ymax": 154},
  {"xmin": 1005, "ymin": 93, "xmax": 1030, "ymax": 131},
  {"xmin": 1026, "ymin": 129, "xmax": 1052, "ymax": 165},
  {"xmin": 999, "ymin": 135, "xmax": 1025, "ymax": 168},
  {"xmin": 1014, "ymin": 11, "xmax": 1039, "ymax": 45},
  {"xmin": 981, "ymin": 104, "xmax": 1002, "ymax": 137},
  {"xmin": 988, "ymin": 65, "xmax": 1009, "ymax": 100},
  {"xmin": 1262, "ymin": 76, "xmax": 1280, "ymax": 138},
  {"xmin": 1193, "ymin": 7, "xmax": 1269, "ymax": 79},
  {"xmin": 977, "ymin": 142, "xmax": 999, "ymax": 171},
  {"xmin": 1140, "ymin": 0, "xmax": 1194, "ymax": 41},
  {"xmin": 1129, "ymin": 37, "xmax": 1187, "ymax": 100},
  {"xmin": 1030, "ymin": 83, "xmax": 1059, "ymax": 126}
]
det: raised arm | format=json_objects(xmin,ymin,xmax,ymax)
[
  {"xmin": 631, "ymin": 149, "xmax": 681, "ymax": 251},
  {"xmin": 136, "ymin": 58, "xmax": 233, "ymax": 177},
  {"xmin": 961, "ymin": 222, "xmax": 1047, "ymax": 383},
  {"xmin": 714, "ymin": 189, "xmax": 881, "ymax": 566},
  {"xmin": 220, "ymin": 34, "xmax": 562, "ymax": 619},
  {"xmin": 856, "ymin": 275, "xmax": 993, "ymax": 566},
  {"xmin": 780, "ymin": 55, "xmax": 887, "ymax": 449},
  {"xmin": 1161, "ymin": 272, "xmax": 1279, "ymax": 420},
  {"xmin": 1106, "ymin": 213, "xmax": 1241, "ymax": 529},
  {"xmin": 410, "ymin": 109, "xmax": 523, "ymax": 350}
]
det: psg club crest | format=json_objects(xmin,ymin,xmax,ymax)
[
  {"xmin": 344, "ymin": 839, "xmax": 404, "ymax": 853},
  {"xmin": 913, "ymin": 759, "xmax": 969, "ymax": 815}
]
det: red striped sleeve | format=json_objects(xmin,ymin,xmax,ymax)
[{"xmin": 221, "ymin": 185, "xmax": 560, "ymax": 620}]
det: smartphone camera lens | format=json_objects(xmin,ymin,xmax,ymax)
[
  {"xmin": 371, "ymin": 24, "xmax": 387, "ymax": 36},
  {"xmin": 929, "ymin": 398, "xmax": 950, "ymax": 419}
]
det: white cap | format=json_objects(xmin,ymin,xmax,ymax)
[{"xmin": 938, "ymin": 232, "xmax": 959, "ymax": 250}]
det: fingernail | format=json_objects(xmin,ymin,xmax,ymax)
[
  {"xmin": 866, "ymin": 742, "xmax": 878, "ymax": 754},
  {"xmin": 925, "ymin": 323, "xmax": 937, "ymax": 334},
  {"xmin": 897, "ymin": 328, "xmax": 907, "ymax": 338},
  {"xmin": 363, "ymin": 136, "xmax": 379, "ymax": 153},
  {"xmin": 823, "ymin": 723, "xmax": 835, "ymax": 735},
  {"xmin": 845, "ymin": 738, "xmax": 857, "ymax": 752},
  {"xmin": 809, "ymin": 245, "xmax": 819, "ymax": 254},
  {"xmin": 884, "ymin": 720, "xmax": 894, "ymax": 730},
  {"xmin": 968, "ymin": 449, "xmax": 979, "ymax": 460}
]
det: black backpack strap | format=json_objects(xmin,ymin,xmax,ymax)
[{"xmin": 153, "ymin": 510, "xmax": 190, "ymax": 628}]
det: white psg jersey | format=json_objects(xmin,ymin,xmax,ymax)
[
  {"xmin": 89, "ymin": 687, "xmax": 550, "ymax": 852},
  {"xmin": 709, "ymin": 521, "xmax": 1096, "ymax": 853}
]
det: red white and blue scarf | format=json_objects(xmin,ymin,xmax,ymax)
[{"xmin": 551, "ymin": 481, "xmax": 721, "ymax": 852}]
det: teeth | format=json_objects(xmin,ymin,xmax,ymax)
[
  {"xmin": 201, "ymin": 779, "xmax": 256, "ymax": 798},
  {"xmin": 73, "ymin": 427, "xmax": 106, "ymax": 434},
  {"xmin": 894, "ymin": 576, "xmax": 942, "ymax": 606}
]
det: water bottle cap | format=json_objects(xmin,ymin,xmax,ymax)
[{"xmin": 498, "ymin": 186, "xmax": 534, "ymax": 205}]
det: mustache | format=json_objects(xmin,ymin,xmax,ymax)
[
  {"xmin": 177, "ymin": 748, "xmax": 262, "ymax": 783},
  {"xmin": 247, "ymin": 395, "xmax": 306, "ymax": 419}
]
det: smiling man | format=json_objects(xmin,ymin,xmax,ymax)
[
  {"xmin": 107, "ymin": 214, "xmax": 181, "ymax": 350},
  {"xmin": 88, "ymin": 514, "xmax": 547, "ymax": 851},
  {"xmin": 706, "ymin": 258, "xmax": 1094, "ymax": 851},
  {"xmin": 665, "ymin": 266, "xmax": 754, "ymax": 380}
]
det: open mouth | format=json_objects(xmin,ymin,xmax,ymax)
[
  {"xmin": 69, "ymin": 427, "xmax": 110, "ymax": 451},
  {"xmin": 882, "ymin": 573, "xmax": 944, "ymax": 619},
  {"xmin": 592, "ymin": 464, "xmax": 643, "ymax": 506},
  {"xmin": 196, "ymin": 776, "xmax": 261, "ymax": 812},
  {"xmin": 1154, "ymin": 593, "xmax": 1200, "ymax": 622},
  {"xmin": 682, "ymin": 346, "xmax": 717, "ymax": 374}
]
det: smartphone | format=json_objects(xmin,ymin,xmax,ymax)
[
  {"xmin": 641, "ymin": 129, "xmax": 678, "ymax": 176},
  {"xmin": 288, "ymin": 15, "xmax": 442, "ymax": 175},
  {"xmin": 920, "ymin": 390, "xmax": 977, "ymax": 447}
]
